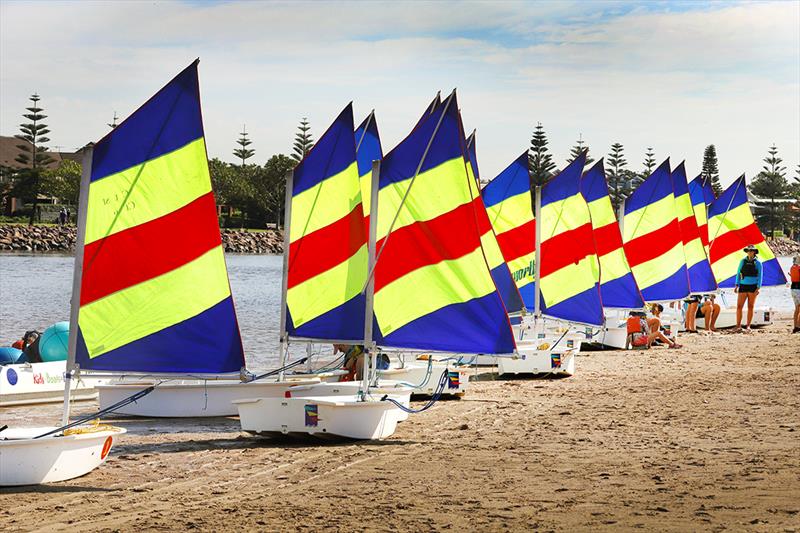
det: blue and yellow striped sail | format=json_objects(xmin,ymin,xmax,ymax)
[
  {"xmin": 286, "ymin": 103, "xmax": 367, "ymax": 341},
  {"xmin": 465, "ymin": 132, "xmax": 524, "ymax": 315},
  {"xmin": 372, "ymin": 92, "xmax": 515, "ymax": 354},
  {"xmin": 355, "ymin": 111, "xmax": 382, "ymax": 223},
  {"xmin": 482, "ymin": 153, "xmax": 536, "ymax": 310},
  {"xmin": 76, "ymin": 60, "xmax": 245, "ymax": 374},
  {"xmin": 623, "ymin": 159, "xmax": 690, "ymax": 301},
  {"xmin": 580, "ymin": 159, "xmax": 644, "ymax": 309},
  {"xmin": 671, "ymin": 162, "xmax": 716, "ymax": 293},
  {"xmin": 539, "ymin": 152, "xmax": 604, "ymax": 325}
]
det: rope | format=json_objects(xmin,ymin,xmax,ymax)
[
  {"xmin": 34, "ymin": 384, "xmax": 158, "ymax": 439},
  {"xmin": 249, "ymin": 357, "xmax": 309, "ymax": 382},
  {"xmin": 381, "ymin": 368, "xmax": 449, "ymax": 414},
  {"xmin": 396, "ymin": 355, "xmax": 434, "ymax": 389}
]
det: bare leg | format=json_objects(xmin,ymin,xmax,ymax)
[
  {"xmin": 702, "ymin": 304, "xmax": 711, "ymax": 330},
  {"xmin": 746, "ymin": 292, "xmax": 757, "ymax": 328},
  {"xmin": 794, "ymin": 304, "xmax": 800, "ymax": 329},
  {"xmin": 735, "ymin": 292, "xmax": 747, "ymax": 330},
  {"xmin": 711, "ymin": 304, "xmax": 720, "ymax": 331},
  {"xmin": 686, "ymin": 303, "xmax": 697, "ymax": 331}
]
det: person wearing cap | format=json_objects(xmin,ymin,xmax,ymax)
[
  {"xmin": 734, "ymin": 245, "xmax": 762, "ymax": 332},
  {"xmin": 789, "ymin": 256, "xmax": 800, "ymax": 334}
]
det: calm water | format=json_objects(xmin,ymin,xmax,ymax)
[{"xmin": 0, "ymin": 254, "xmax": 795, "ymax": 370}]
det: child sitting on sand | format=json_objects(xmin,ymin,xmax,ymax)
[{"xmin": 647, "ymin": 304, "xmax": 682, "ymax": 349}]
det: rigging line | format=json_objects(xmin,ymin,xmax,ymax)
[
  {"xmin": 250, "ymin": 356, "xmax": 309, "ymax": 382},
  {"xmin": 362, "ymin": 90, "xmax": 456, "ymax": 293},
  {"xmin": 381, "ymin": 369, "xmax": 449, "ymax": 414},
  {"xmin": 355, "ymin": 110, "xmax": 375, "ymax": 153}
]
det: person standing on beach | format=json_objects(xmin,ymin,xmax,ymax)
[
  {"xmin": 700, "ymin": 294, "xmax": 721, "ymax": 332},
  {"xmin": 734, "ymin": 245, "xmax": 762, "ymax": 332},
  {"xmin": 790, "ymin": 256, "xmax": 800, "ymax": 334}
]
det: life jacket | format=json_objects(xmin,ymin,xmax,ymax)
[
  {"xmin": 790, "ymin": 264, "xmax": 800, "ymax": 283},
  {"xmin": 739, "ymin": 258, "xmax": 758, "ymax": 278},
  {"xmin": 11, "ymin": 340, "xmax": 24, "ymax": 350},
  {"xmin": 626, "ymin": 316, "xmax": 643, "ymax": 335}
]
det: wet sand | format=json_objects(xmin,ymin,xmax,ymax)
[{"xmin": 1, "ymin": 320, "xmax": 799, "ymax": 532}]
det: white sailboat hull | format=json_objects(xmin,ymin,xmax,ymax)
[
  {"xmin": 696, "ymin": 306, "xmax": 772, "ymax": 329},
  {"xmin": 497, "ymin": 342, "xmax": 577, "ymax": 377},
  {"xmin": 96, "ymin": 378, "xmax": 323, "ymax": 418},
  {"xmin": 378, "ymin": 362, "xmax": 470, "ymax": 397},
  {"xmin": 0, "ymin": 361, "xmax": 105, "ymax": 407},
  {"xmin": 236, "ymin": 396, "xmax": 400, "ymax": 440},
  {"xmin": 0, "ymin": 426, "xmax": 125, "ymax": 486}
]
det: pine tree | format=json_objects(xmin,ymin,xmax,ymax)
[
  {"xmin": 749, "ymin": 144, "xmax": 789, "ymax": 238},
  {"xmin": 529, "ymin": 122, "xmax": 555, "ymax": 187},
  {"xmin": 606, "ymin": 143, "xmax": 627, "ymax": 210},
  {"xmin": 643, "ymin": 147, "xmax": 656, "ymax": 176},
  {"xmin": 14, "ymin": 94, "xmax": 54, "ymax": 225},
  {"xmin": 702, "ymin": 144, "xmax": 722, "ymax": 196},
  {"xmin": 292, "ymin": 117, "xmax": 313, "ymax": 162},
  {"xmin": 233, "ymin": 125, "xmax": 255, "ymax": 165},
  {"xmin": 566, "ymin": 134, "xmax": 594, "ymax": 165}
]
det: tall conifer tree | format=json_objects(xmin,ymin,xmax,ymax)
[
  {"xmin": 233, "ymin": 125, "xmax": 255, "ymax": 165},
  {"xmin": 529, "ymin": 122, "xmax": 555, "ymax": 187},
  {"xmin": 642, "ymin": 147, "xmax": 656, "ymax": 176},
  {"xmin": 566, "ymin": 134, "xmax": 594, "ymax": 165},
  {"xmin": 702, "ymin": 144, "xmax": 722, "ymax": 196},
  {"xmin": 749, "ymin": 144, "xmax": 789, "ymax": 238},
  {"xmin": 292, "ymin": 117, "xmax": 313, "ymax": 162},
  {"xmin": 606, "ymin": 143, "xmax": 627, "ymax": 210},
  {"xmin": 14, "ymin": 94, "xmax": 53, "ymax": 224}
]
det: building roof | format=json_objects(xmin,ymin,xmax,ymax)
[{"xmin": 0, "ymin": 135, "xmax": 79, "ymax": 169}]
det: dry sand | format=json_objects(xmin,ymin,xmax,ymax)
[{"xmin": 2, "ymin": 320, "xmax": 799, "ymax": 532}]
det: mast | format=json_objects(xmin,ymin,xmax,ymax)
[
  {"xmin": 533, "ymin": 185, "xmax": 542, "ymax": 321},
  {"xmin": 62, "ymin": 144, "xmax": 93, "ymax": 426},
  {"xmin": 618, "ymin": 199, "xmax": 625, "ymax": 237},
  {"xmin": 361, "ymin": 160, "xmax": 380, "ymax": 399},
  {"xmin": 277, "ymin": 170, "xmax": 294, "ymax": 381}
]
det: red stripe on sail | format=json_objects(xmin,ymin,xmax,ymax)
[
  {"xmin": 592, "ymin": 222, "xmax": 624, "ymax": 257},
  {"xmin": 698, "ymin": 223, "xmax": 709, "ymax": 248},
  {"xmin": 678, "ymin": 215, "xmax": 701, "ymax": 245},
  {"xmin": 80, "ymin": 192, "xmax": 222, "ymax": 306},
  {"xmin": 288, "ymin": 204, "xmax": 367, "ymax": 289},
  {"xmin": 496, "ymin": 219, "xmax": 536, "ymax": 263},
  {"xmin": 375, "ymin": 197, "xmax": 489, "ymax": 292},
  {"xmin": 709, "ymin": 222, "xmax": 763, "ymax": 263},
  {"xmin": 624, "ymin": 218, "xmax": 681, "ymax": 267},
  {"xmin": 540, "ymin": 222, "xmax": 595, "ymax": 278}
]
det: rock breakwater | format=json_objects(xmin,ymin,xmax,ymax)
[{"xmin": 0, "ymin": 224, "xmax": 283, "ymax": 254}]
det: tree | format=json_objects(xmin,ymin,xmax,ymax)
[
  {"xmin": 643, "ymin": 147, "xmax": 656, "ymax": 176},
  {"xmin": 606, "ymin": 143, "xmax": 628, "ymax": 210},
  {"xmin": 529, "ymin": 122, "xmax": 555, "ymax": 187},
  {"xmin": 566, "ymin": 134, "xmax": 594, "ymax": 166},
  {"xmin": 108, "ymin": 111, "xmax": 119, "ymax": 129},
  {"xmin": 702, "ymin": 144, "xmax": 722, "ymax": 196},
  {"xmin": 14, "ymin": 93, "xmax": 54, "ymax": 224},
  {"xmin": 254, "ymin": 154, "xmax": 295, "ymax": 228},
  {"xmin": 292, "ymin": 118, "xmax": 313, "ymax": 162},
  {"xmin": 749, "ymin": 144, "xmax": 789, "ymax": 238},
  {"xmin": 41, "ymin": 160, "xmax": 81, "ymax": 206},
  {"xmin": 233, "ymin": 125, "xmax": 255, "ymax": 165}
]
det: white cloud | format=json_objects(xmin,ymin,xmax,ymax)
[{"xmin": 1, "ymin": 0, "xmax": 797, "ymax": 186}]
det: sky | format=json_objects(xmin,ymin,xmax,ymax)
[{"xmin": 1, "ymin": 0, "xmax": 798, "ymax": 188}]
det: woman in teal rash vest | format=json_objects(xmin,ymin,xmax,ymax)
[{"xmin": 734, "ymin": 245, "xmax": 763, "ymax": 332}]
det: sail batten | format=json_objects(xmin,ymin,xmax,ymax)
[{"xmin": 75, "ymin": 61, "xmax": 245, "ymax": 374}]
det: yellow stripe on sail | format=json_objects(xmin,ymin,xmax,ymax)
[
  {"xmin": 377, "ymin": 157, "xmax": 472, "ymax": 240},
  {"xmin": 599, "ymin": 248, "xmax": 633, "ymax": 284},
  {"xmin": 85, "ymin": 138, "xmax": 211, "ymax": 245},
  {"xmin": 587, "ymin": 196, "xmax": 617, "ymax": 228},
  {"xmin": 540, "ymin": 192, "xmax": 589, "ymax": 240},
  {"xmin": 291, "ymin": 162, "xmax": 361, "ymax": 243},
  {"xmin": 630, "ymin": 242, "xmax": 685, "ymax": 290},
  {"xmin": 480, "ymin": 229, "xmax": 506, "ymax": 270},
  {"xmin": 675, "ymin": 192, "xmax": 695, "ymax": 221},
  {"xmin": 374, "ymin": 246, "xmax": 496, "ymax": 336},
  {"xmin": 623, "ymin": 194, "xmax": 675, "ymax": 242},
  {"xmin": 79, "ymin": 246, "xmax": 230, "ymax": 358},
  {"xmin": 507, "ymin": 255, "xmax": 535, "ymax": 289},
  {"xmin": 707, "ymin": 203, "xmax": 754, "ymax": 243},
  {"xmin": 359, "ymin": 171, "xmax": 371, "ymax": 217},
  {"xmin": 486, "ymin": 192, "xmax": 534, "ymax": 236},
  {"xmin": 286, "ymin": 244, "xmax": 368, "ymax": 329},
  {"xmin": 540, "ymin": 256, "xmax": 596, "ymax": 308},
  {"xmin": 710, "ymin": 250, "xmax": 742, "ymax": 284}
]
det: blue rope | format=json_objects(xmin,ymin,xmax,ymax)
[
  {"xmin": 381, "ymin": 368, "xmax": 450, "ymax": 414},
  {"xmin": 250, "ymin": 357, "xmax": 309, "ymax": 382}
]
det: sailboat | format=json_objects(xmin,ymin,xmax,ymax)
[
  {"xmin": 704, "ymin": 175, "xmax": 786, "ymax": 328},
  {"xmin": 579, "ymin": 158, "xmax": 645, "ymax": 349},
  {"xmin": 688, "ymin": 173, "xmax": 716, "ymax": 257},
  {"xmin": 237, "ymin": 90, "xmax": 518, "ymax": 439},
  {"xmin": 1, "ymin": 147, "xmax": 125, "ymax": 486}
]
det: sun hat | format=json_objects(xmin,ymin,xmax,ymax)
[{"xmin": 743, "ymin": 244, "xmax": 758, "ymax": 254}]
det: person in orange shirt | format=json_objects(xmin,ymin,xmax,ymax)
[{"xmin": 790, "ymin": 256, "xmax": 800, "ymax": 334}]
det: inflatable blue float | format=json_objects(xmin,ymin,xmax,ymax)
[
  {"xmin": 38, "ymin": 321, "xmax": 70, "ymax": 362},
  {"xmin": 0, "ymin": 346, "xmax": 23, "ymax": 365}
]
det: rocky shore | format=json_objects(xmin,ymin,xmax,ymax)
[
  {"xmin": 769, "ymin": 236, "xmax": 800, "ymax": 256},
  {"xmin": 0, "ymin": 224, "xmax": 283, "ymax": 254}
]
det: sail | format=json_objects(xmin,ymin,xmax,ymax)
[
  {"xmin": 411, "ymin": 92, "xmax": 441, "ymax": 131},
  {"xmin": 539, "ymin": 152, "xmax": 603, "ymax": 325},
  {"xmin": 482, "ymin": 153, "xmax": 537, "ymax": 311},
  {"xmin": 623, "ymin": 159, "xmax": 690, "ymax": 301},
  {"xmin": 286, "ymin": 103, "xmax": 367, "ymax": 341},
  {"xmin": 372, "ymin": 92, "xmax": 515, "ymax": 353},
  {"xmin": 688, "ymin": 174, "xmax": 711, "ymax": 251},
  {"xmin": 465, "ymin": 132, "xmax": 524, "ymax": 315},
  {"xmin": 355, "ymin": 111, "xmax": 383, "ymax": 223},
  {"xmin": 672, "ymin": 162, "xmax": 717, "ymax": 293},
  {"xmin": 707, "ymin": 175, "xmax": 787, "ymax": 287},
  {"xmin": 75, "ymin": 60, "xmax": 245, "ymax": 374},
  {"xmin": 580, "ymin": 159, "xmax": 644, "ymax": 309}
]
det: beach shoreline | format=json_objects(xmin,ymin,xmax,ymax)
[{"xmin": 1, "ymin": 320, "xmax": 798, "ymax": 532}]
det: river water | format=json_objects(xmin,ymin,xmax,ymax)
[{"xmin": 0, "ymin": 254, "xmax": 795, "ymax": 371}]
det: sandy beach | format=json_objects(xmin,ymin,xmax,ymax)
[{"xmin": 1, "ymin": 319, "xmax": 798, "ymax": 532}]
